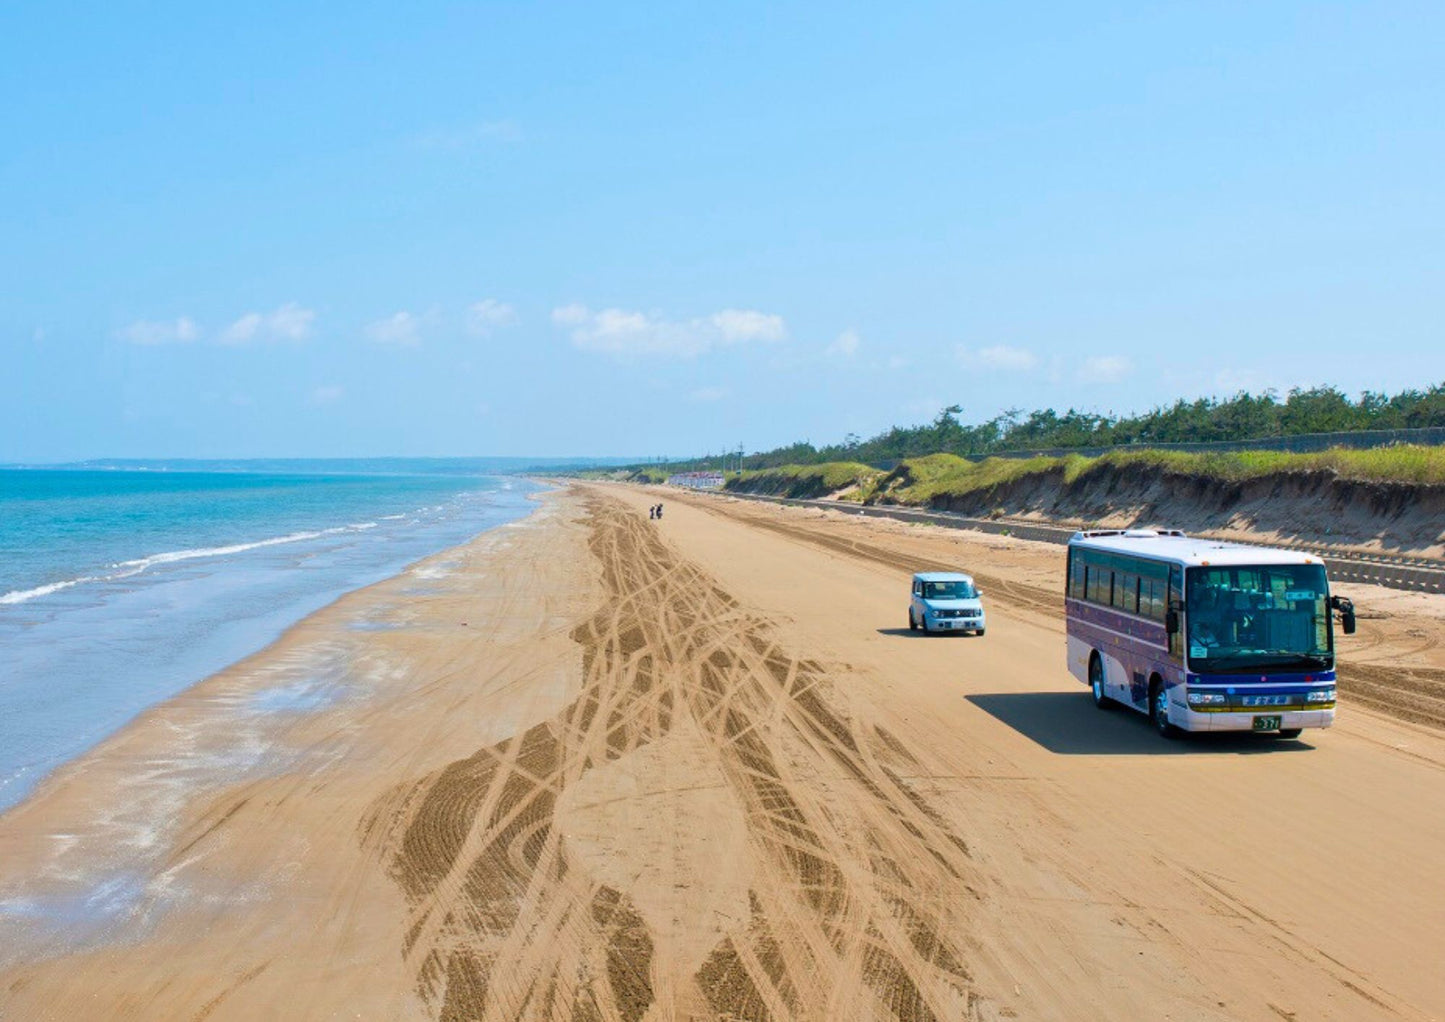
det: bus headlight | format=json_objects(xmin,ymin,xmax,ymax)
[
  {"xmin": 1187, "ymin": 691, "xmax": 1228, "ymax": 708},
  {"xmin": 1306, "ymin": 689, "xmax": 1336, "ymax": 704}
]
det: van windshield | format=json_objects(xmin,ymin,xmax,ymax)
[{"xmin": 924, "ymin": 580, "xmax": 977, "ymax": 600}]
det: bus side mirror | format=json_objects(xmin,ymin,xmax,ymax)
[
  {"xmin": 1165, "ymin": 609, "xmax": 1179, "ymax": 634},
  {"xmin": 1330, "ymin": 595, "xmax": 1357, "ymax": 635}
]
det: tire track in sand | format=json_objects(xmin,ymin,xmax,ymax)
[{"xmin": 364, "ymin": 496, "xmax": 989, "ymax": 1021}]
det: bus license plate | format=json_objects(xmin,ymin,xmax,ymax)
[{"xmin": 1252, "ymin": 715, "xmax": 1282, "ymax": 732}]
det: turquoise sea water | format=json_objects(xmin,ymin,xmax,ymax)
[{"xmin": 0, "ymin": 467, "xmax": 539, "ymax": 813}]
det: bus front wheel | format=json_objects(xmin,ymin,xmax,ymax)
[
  {"xmin": 1088, "ymin": 654, "xmax": 1111, "ymax": 709},
  {"xmin": 1150, "ymin": 681, "xmax": 1180, "ymax": 739}
]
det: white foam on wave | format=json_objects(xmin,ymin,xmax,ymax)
[
  {"xmin": 0, "ymin": 576, "xmax": 101, "ymax": 606},
  {"xmin": 0, "ymin": 485, "xmax": 503, "ymax": 609},
  {"xmin": 0, "ymin": 522, "xmax": 382, "ymax": 607}
]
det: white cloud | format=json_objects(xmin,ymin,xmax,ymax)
[
  {"xmin": 223, "ymin": 313, "xmax": 263, "ymax": 344},
  {"xmin": 826, "ymin": 329, "xmax": 861, "ymax": 360},
  {"xmin": 711, "ymin": 309, "xmax": 787, "ymax": 343},
  {"xmin": 366, "ymin": 311, "xmax": 421, "ymax": 347},
  {"xmin": 118, "ymin": 317, "xmax": 198, "ymax": 346},
  {"xmin": 309, "ymin": 384, "xmax": 344, "ymax": 405},
  {"xmin": 553, "ymin": 304, "xmax": 787, "ymax": 358},
  {"xmin": 466, "ymin": 298, "xmax": 518, "ymax": 336},
  {"xmin": 551, "ymin": 304, "xmax": 589, "ymax": 327},
  {"xmin": 689, "ymin": 386, "xmax": 730, "ymax": 402},
  {"xmin": 980, "ymin": 345, "xmax": 1038, "ymax": 370},
  {"xmin": 219, "ymin": 303, "xmax": 315, "ymax": 345},
  {"xmin": 958, "ymin": 344, "xmax": 1038, "ymax": 371},
  {"xmin": 1079, "ymin": 354, "xmax": 1133, "ymax": 383}
]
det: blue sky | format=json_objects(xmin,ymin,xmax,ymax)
[{"xmin": 3, "ymin": 2, "xmax": 1441, "ymax": 461}]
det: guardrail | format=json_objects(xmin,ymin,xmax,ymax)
[{"xmin": 703, "ymin": 490, "xmax": 1445, "ymax": 594}]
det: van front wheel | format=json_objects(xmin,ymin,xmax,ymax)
[{"xmin": 908, "ymin": 610, "xmax": 918, "ymax": 632}]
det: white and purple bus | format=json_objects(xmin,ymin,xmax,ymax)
[{"xmin": 1065, "ymin": 529, "xmax": 1355, "ymax": 739}]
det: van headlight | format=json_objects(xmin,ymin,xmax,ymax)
[
  {"xmin": 1186, "ymin": 691, "xmax": 1228, "ymax": 707},
  {"xmin": 1306, "ymin": 689, "xmax": 1336, "ymax": 704}
]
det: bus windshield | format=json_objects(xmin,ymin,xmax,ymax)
[
  {"xmin": 924, "ymin": 580, "xmax": 977, "ymax": 600},
  {"xmin": 1185, "ymin": 564, "xmax": 1332, "ymax": 672}
]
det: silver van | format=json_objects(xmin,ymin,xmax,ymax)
[{"xmin": 909, "ymin": 571, "xmax": 986, "ymax": 635}]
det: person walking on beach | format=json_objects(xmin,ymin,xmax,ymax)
[
  {"xmin": 649, "ymin": 505, "xmax": 656, "ymax": 519},
  {"xmin": 656, "ymin": 503, "xmax": 663, "ymax": 519}
]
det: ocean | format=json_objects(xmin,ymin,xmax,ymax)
[{"xmin": 0, "ymin": 467, "xmax": 540, "ymax": 813}]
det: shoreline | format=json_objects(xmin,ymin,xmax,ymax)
[
  {"xmin": 0, "ymin": 488, "xmax": 544, "ymax": 817},
  {"xmin": 0, "ymin": 487, "xmax": 584, "ymax": 982},
  {"xmin": 0, "ymin": 476, "xmax": 541, "ymax": 815}
]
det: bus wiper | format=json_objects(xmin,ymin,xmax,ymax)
[
  {"xmin": 1199, "ymin": 650, "xmax": 1331, "ymax": 669},
  {"xmin": 1253, "ymin": 649, "xmax": 1331, "ymax": 664}
]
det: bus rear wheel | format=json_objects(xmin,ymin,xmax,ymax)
[
  {"xmin": 1088, "ymin": 654, "xmax": 1111, "ymax": 709},
  {"xmin": 1150, "ymin": 681, "xmax": 1180, "ymax": 739}
]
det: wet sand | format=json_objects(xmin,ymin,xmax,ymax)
[{"xmin": 2, "ymin": 486, "xmax": 1443, "ymax": 1021}]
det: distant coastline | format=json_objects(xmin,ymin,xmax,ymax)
[{"xmin": 1, "ymin": 455, "xmax": 642, "ymax": 476}]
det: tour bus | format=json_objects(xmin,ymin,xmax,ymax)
[{"xmin": 1065, "ymin": 529, "xmax": 1355, "ymax": 738}]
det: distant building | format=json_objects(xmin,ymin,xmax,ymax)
[{"xmin": 666, "ymin": 471, "xmax": 725, "ymax": 490}]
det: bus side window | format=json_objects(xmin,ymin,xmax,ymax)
[
  {"xmin": 1142, "ymin": 577, "xmax": 1164, "ymax": 621},
  {"xmin": 1112, "ymin": 572, "xmax": 1132, "ymax": 612}
]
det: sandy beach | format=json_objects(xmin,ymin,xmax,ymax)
[{"xmin": 2, "ymin": 485, "xmax": 1443, "ymax": 1021}]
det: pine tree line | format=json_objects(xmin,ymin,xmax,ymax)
[{"xmin": 733, "ymin": 384, "xmax": 1445, "ymax": 470}]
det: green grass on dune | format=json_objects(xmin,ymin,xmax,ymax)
[
  {"xmin": 727, "ymin": 461, "xmax": 883, "ymax": 499},
  {"xmin": 729, "ymin": 445, "xmax": 1445, "ymax": 506},
  {"xmin": 1070, "ymin": 446, "xmax": 1445, "ymax": 486},
  {"xmin": 879, "ymin": 453, "xmax": 1069, "ymax": 503}
]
